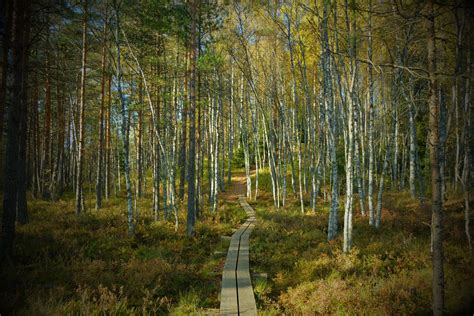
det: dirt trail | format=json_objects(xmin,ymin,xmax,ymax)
[{"xmin": 219, "ymin": 172, "xmax": 247, "ymax": 201}]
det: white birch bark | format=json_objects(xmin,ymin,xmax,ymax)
[
  {"xmin": 114, "ymin": 2, "xmax": 134, "ymax": 234},
  {"xmin": 367, "ymin": 0, "xmax": 375, "ymax": 226}
]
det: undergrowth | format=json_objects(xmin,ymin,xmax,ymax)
[
  {"xmin": 2, "ymin": 169, "xmax": 473, "ymax": 315},
  {"xmin": 249, "ymin": 189, "xmax": 474, "ymax": 314},
  {"xmin": 0, "ymin": 191, "xmax": 246, "ymax": 315}
]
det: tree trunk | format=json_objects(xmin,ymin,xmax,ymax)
[
  {"xmin": 367, "ymin": 0, "xmax": 375, "ymax": 226},
  {"xmin": 322, "ymin": 0, "xmax": 338, "ymax": 240},
  {"xmin": 408, "ymin": 91, "xmax": 417, "ymax": 198},
  {"xmin": 228, "ymin": 62, "xmax": 234, "ymax": 185},
  {"xmin": 375, "ymin": 145, "xmax": 389, "ymax": 229},
  {"xmin": 0, "ymin": 0, "xmax": 30, "ymax": 261},
  {"xmin": 427, "ymin": 1, "xmax": 445, "ymax": 314},
  {"xmin": 16, "ymin": 19, "xmax": 30, "ymax": 225},
  {"xmin": 42, "ymin": 52, "xmax": 52, "ymax": 198},
  {"xmin": 105, "ymin": 74, "xmax": 112, "ymax": 199},
  {"xmin": 186, "ymin": 0, "xmax": 198, "ymax": 237},
  {"xmin": 114, "ymin": 1, "xmax": 134, "ymax": 234},
  {"xmin": 461, "ymin": 50, "xmax": 471, "ymax": 249},
  {"xmin": 179, "ymin": 51, "xmax": 188, "ymax": 200},
  {"xmin": 137, "ymin": 107, "xmax": 143, "ymax": 198},
  {"xmin": 75, "ymin": 0, "xmax": 88, "ymax": 215},
  {"xmin": 0, "ymin": 0, "xmax": 12, "ymax": 148},
  {"xmin": 96, "ymin": 15, "xmax": 107, "ymax": 210},
  {"xmin": 343, "ymin": 0, "xmax": 357, "ymax": 252},
  {"xmin": 453, "ymin": 2, "xmax": 464, "ymax": 190},
  {"xmin": 240, "ymin": 75, "xmax": 251, "ymax": 199}
]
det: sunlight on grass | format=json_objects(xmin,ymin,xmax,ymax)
[
  {"xmin": 0, "ymin": 192, "xmax": 246, "ymax": 314},
  {"xmin": 169, "ymin": 288, "xmax": 204, "ymax": 315},
  {"xmin": 249, "ymin": 192, "xmax": 474, "ymax": 314}
]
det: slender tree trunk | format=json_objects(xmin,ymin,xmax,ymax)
[
  {"xmin": 354, "ymin": 105, "xmax": 365, "ymax": 215},
  {"xmin": 105, "ymin": 74, "xmax": 112, "ymax": 199},
  {"xmin": 343, "ymin": 90, "xmax": 354, "ymax": 251},
  {"xmin": 42, "ymin": 53, "xmax": 52, "ymax": 198},
  {"xmin": 461, "ymin": 50, "xmax": 471, "ymax": 249},
  {"xmin": 281, "ymin": 109, "xmax": 288, "ymax": 207},
  {"xmin": 286, "ymin": 15, "xmax": 304, "ymax": 213},
  {"xmin": 228, "ymin": 62, "xmax": 234, "ymax": 185},
  {"xmin": 196, "ymin": 67, "xmax": 203, "ymax": 220},
  {"xmin": 427, "ymin": 1, "xmax": 444, "ymax": 313},
  {"xmin": 114, "ymin": 0, "xmax": 134, "ymax": 234},
  {"xmin": 75, "ymin": 0, "xmax": 88, "ymax": 215},
  {"xmin": 375, "ymin": 145, "xmax": 389, "ymax": 228},
  {"xmin": 53, "ymin": 65, "xmax": 65, "ymax": 198},
  {"xmin": 31, "ymin": 76, "xmax": 40, "ymax": 197},
  {"xmin": 322, "ymin": 0, "xmax": 338, "ymax": 240},
  {"xmin": 343, "ymin": 0, "xmax": 357, "ymax": 252},
  {"xmin": 453, "ymin": 2, "xmax": 464, "ymax": 190},
  {"xmin": 408, "ymin": 92, "xmax": 417, "ymax": 198},
  {"xmin": 16, "ymin": 19, "xmax": 30, "ymax": 225},
  {"xmin": 186, "ymin": 0, "xmax": 198, "ymax": 237},
  {"xmin": 367, "ymin": 0, "xmax": 375, "ymax": 226},
  {"xmin": 96, "ymin": 16, "xmax": 107, "ymax": 210},
  {"xmin": 137, "ymin": 108, "xmax": 143, "ymax": 198},
  {"xmin": 392, "ymin": 108, "xmax": 399, "ymax": 187},
  {"xmin": 151, "ymin": 57, "xmax": 161, "ymax": 219},
  {"xmin": 240, "ymin": 75, "xmax": 251, "ymax": 199},
  {"xmin": 179, "ymin": 52, "xmax": 189, "ymax": 200}
]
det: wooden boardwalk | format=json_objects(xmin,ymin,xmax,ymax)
[{"xmin": 219, "ymin": 196, "xmax": 257, "ymax": 316}]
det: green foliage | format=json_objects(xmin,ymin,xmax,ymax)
[
  {"xmin": 198, "ymin": 52, "xmax": 225, "ymax": 72},
  {"xmin": 140, "ymin": 0, "xmax": 190, "ymax": 41},
  {"xmin": 253, "ymin": 277, "xmax": 271, "ymax": 308},
  {"xmin": 233, "ymin": 147, "xmax": 246, "ymax": 168},
  {"xmin": 169, "ymin": 288, "xmax": 203, "ymax": 315}
]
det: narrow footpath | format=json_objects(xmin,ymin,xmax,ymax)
[{"xmin": 219, "ymin": 174, "xmax": 257, "ymax": 315}]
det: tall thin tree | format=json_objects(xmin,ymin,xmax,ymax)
[
  {"xmin": 187, "ymin": 0, "xmax": 198, "ymax": 237},
  {"xmin": 75, "ymin": 0, "xmax": 88, "ymax": 215},
  {"xmin": 426, "ymin": 0, "xmax": 445, "ymax": 314}
]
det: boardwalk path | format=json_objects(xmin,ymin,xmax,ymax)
[{"xmin": 219, "ymin": 174, "xmax": 257, "ymax": 315}]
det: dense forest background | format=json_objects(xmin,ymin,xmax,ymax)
[{"xmin": 0, "ymin": 0, "xmax": 473, "ymax": 314}]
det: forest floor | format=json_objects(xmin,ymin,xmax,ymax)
[
  {"xmin": 220, "ymin": 173, "xmax": 247, "ymax": 200},
  {"xmin": 1, "ymin": 170, "xmax": 473, "ymax": 315},
  {"xmin": 248, "ymin": 171, "xmax": 474, "ymax": 315},
  {"xmin": 0, "ymin": 177, "xmax": 249, "ymax": 315}
]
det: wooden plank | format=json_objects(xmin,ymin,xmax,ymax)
[
  {"xmin": 220, "ymin": 196, "xmax": 257, "ymax": 316},
  {"xmin": 220, "ymin": 230, "xmax": 243, "ymax": 315},
  {"xmin": 237, "ymin": 197, "xmax": 257, "ymax": 315},
  {"xmin": 237, "ymin": 223, "xmax": 257, "ymax": 316}
]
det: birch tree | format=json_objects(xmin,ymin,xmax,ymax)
[
  {"xmin": 75, "ymin": 0, "xmax": 88, "ymax": 215},
  {"xmin": 113, "ymin": 0, "xmax": 134, "ymax": 234}
]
